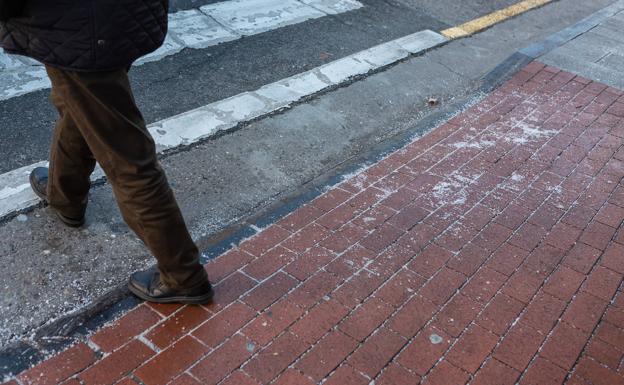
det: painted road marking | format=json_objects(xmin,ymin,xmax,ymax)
[
  {"xmin": 0, "ymin": 0, "xmax": 363, "ymax": 101},
  {"xmin": 0, "ymin": 29, "xmax": 447, "ymax": 220},
  {"xmin": 200, "ymin": 0, "xmax": 326, "ymax": 35},
  {"xmin": 442, "ymin": 0, "xmax": 552, "ymax": 39},
  {"xmin": 0, "ymin": 161, "xmax": 47, "ymax": 216}
]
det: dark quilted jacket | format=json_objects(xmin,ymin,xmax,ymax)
[{"xmin": 0, "ymin": 0, "xmax": 168, "ymax": 71}]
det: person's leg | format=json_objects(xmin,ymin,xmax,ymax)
[
  {"xmin": 45, "ymin": 77, "xmax": 96, "ymax": 220},
  {"xmin": 44, "ymin": 65, "xmax": 208, "ymax": 292}
]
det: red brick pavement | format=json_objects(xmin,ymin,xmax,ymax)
[{"xmin": 6, "ymin": 61, "xmax": 624, "ymax": 385}]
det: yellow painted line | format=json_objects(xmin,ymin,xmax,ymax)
[{"xmin": 442, "ymin": 0, "xmax": 552, "ymax": 39}]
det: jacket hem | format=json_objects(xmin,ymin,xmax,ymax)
[{"xmin": 2, "ymin": 48, "xmax": 136, "ymax": 72}]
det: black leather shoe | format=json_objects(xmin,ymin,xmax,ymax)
[
  {"xmin": 29, "ymin": 167, "xmax": 85, "ymax": 227},
  {"xmin": 128, "ymin": 266, "xmax": 214, "ymax": 304}
]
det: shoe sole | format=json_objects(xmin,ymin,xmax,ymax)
[
  {"xmin": 29, "ymin": 172, "xmax": 85, "ymax": 228},
  {"xmin": 128, "ymin": 281, "xmax": 215, "ymax": 305}
]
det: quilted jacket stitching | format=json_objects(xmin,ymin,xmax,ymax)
[{"xmin": 0, "ymin": 0, "xmax": 167, "ymax": 70}]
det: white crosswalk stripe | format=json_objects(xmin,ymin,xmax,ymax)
[
  {"xmin": 0, "ymin": 29, "xmax": 448, "ymax": 220},
  {"xmin": 0, "ymin": 0, "xmax": 363, "ymax": 101},
  {"xmin": 200, "ymin": 0, "xmax": 326, "ymax": 35}
]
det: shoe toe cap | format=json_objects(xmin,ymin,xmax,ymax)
[{"xmin": 129, "ymin": 266, "xmax": 158, "ymax": 292}]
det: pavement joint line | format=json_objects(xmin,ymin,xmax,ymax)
[
  {"xmin": 441, "ymin": 0, "xmax": 554, "ymax": 39},
  {"xmin": 0, "ymin": 0, "xmax": 363, "ymax": 101},
  {"xmin": 0, "ymin": 29, "xmax": 448, "ymax": 222}
]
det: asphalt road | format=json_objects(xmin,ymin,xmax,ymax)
[
  {"xmin": 0, "ymin": 0, "xmax": 522, "ymax": 174},
  {"xmin": 0, "ymin": 0, "xmax": 617, "ymax": 374}
]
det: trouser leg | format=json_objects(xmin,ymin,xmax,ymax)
[
  {"xmin": 45, "ymin": 65, "xmax": 208, "ymax": 290},
  {"xmin": 47, "ymin": 83, "xmax": 96, "ymax": 219}
]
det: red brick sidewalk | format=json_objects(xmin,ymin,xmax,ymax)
[{"xmin": 7, "ymin": 61, "xmax": 624, "ymax": 385}]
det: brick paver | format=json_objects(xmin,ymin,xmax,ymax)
[{"xmin": 5, "ymin": 61, "xmax": 624, "ymax": 385}]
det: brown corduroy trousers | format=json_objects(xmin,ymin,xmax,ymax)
[{"xmin": 45, "ymin": 65, "xmax": 208, "ymax": 290}]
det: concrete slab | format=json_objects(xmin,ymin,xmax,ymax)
[
  {"xmin": 538, "ymin": 1, "xmax": 624, "ymax": 89},
  {"xmin": 589, "ymin": 23, "xmax": 624, "ymax": 44},
  {"xmin": 599, "ymin": 51, "xmax": 624, "ymax": 68},
  {"xmin": 566, "ymin": 31, "xmax": 624, "ymax": 62},
  {"xmin": 541, "ymin": 50, "xmax": 624, "ymax": 89}
]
